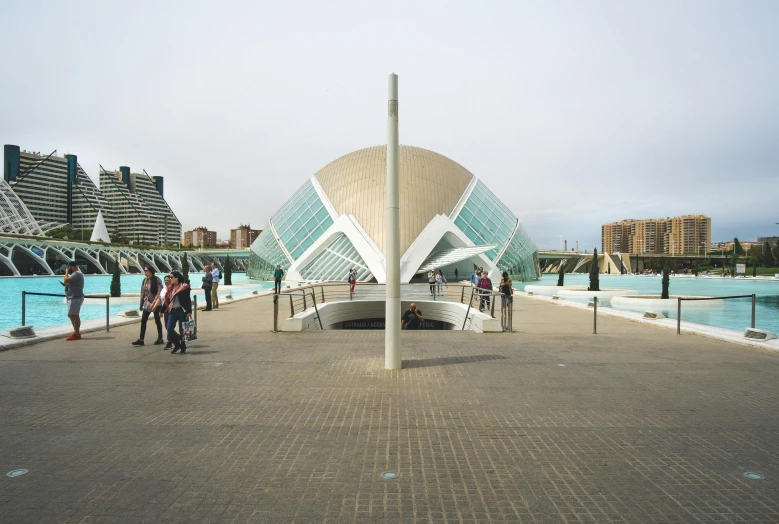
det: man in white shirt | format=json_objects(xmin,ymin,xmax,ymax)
[{"xmin": 210, "ymin": 263, "xmax": 221, "ymax": 309}]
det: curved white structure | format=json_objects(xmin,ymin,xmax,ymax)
[
  {"xmin": 249, "ymin": 145, "xmax": 540, "ymax": 283},
  {"xmin": 0, "ymin": 179, "xmax": 46, "ymax": 236},
  {"xmin": 555, "ymin": 288, "xmax": 638, "ymax": 305},
  {"xmin": 525, "ymin": 285, "xmax": 587, "ymax": 296}
]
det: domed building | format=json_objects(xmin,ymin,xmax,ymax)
[{"xmin": 248, "ymin": 145, "xmax": 539, "ymax": 282}]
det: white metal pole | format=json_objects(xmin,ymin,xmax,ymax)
[{"xmin": 385, "ymin": 73, "xmax": 401, "ymax": 370}]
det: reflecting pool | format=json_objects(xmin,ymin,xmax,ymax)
[
  {"xmin": 515, "ymin": 274, "xmax": 779, "ymax": 334},
  {"xmin": 0, "ymin": 273, "xmax": 274, "ymax": 332}
]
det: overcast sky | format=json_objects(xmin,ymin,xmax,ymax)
[{"xmin": 1, "ymin": 1, "xmax": 777, "ymax": 249}]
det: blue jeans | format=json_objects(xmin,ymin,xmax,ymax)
[{"xmin": 167, "ymin": 308, "xmax": 186, "ymax": 344}]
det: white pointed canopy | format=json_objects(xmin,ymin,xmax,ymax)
[{"xmin": 90, "ymin": 210, "xmax": 111, "ymax": 242}]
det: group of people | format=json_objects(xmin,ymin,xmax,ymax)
[
  {"xmin": 132, "ymin": 268, "xmax": 192, "ymax": 354},
  {"xmin": 426, "ymin": 269, "xmax": 447, "ymax": 294},
  {"xmin": 199, "ymin": 262, "xmax": 222, "ymax": 311}
]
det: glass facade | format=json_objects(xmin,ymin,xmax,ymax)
[
  {"xmin": 495, "ymin": 224, "xmax": 540, "ymax": 281},
  {"xmin": 271, "ymin": 181, "xmax": 333, "ymax": 260},
  {"xmin": 247, "ymin": 225, "xmax": 291, "ymax": 280},
  {"xmin": 298, "ymin": 234, "xmax": 370, "ymax": 282},
  {"xmin": 453, "ymin": 181, "xmax": 516, "ymax": 260}
]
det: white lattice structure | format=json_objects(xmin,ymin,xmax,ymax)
[{"xmin": 0, "ymin": 179, "xmax": 47, "ymax": 236}]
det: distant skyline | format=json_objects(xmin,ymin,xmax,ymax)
[{"xmin": 1, "ymin": 1, "xmax": 777, "ymax": 249}]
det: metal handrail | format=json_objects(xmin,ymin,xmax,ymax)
[
  {"xmin": 677, "ymin": 294, "xmax": 755, "ymax": 335},
  {"xmin": 278, "ymin": 282, "xmax": 515, "ymax": 332},
  {"xmin": 21, "ymin": 291, "xmax": 111, "ymax": 332}
]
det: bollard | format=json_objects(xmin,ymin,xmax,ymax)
[
  {"xmin": 105, "ymin": 297, "xmax": 110, "ymax": 332},
  {"xmin": 751, "ymin": 294, "xmax": 756, "ymax": 329},
  {"xmin": 677, "ymin": 297, "xmax": 681, "ymax": 335},
  {"xmin": 272, "ymin": 294, "xmax": 279, "ymax": 332},
  {"xmin": 193, "ymin": 296, "xmax": 197, "ymax": 338},
  {"xmin": 593, "ymin": 297, "xmax": 598, "ymax": 334},
  {"xmin": 21, "ymin": 291, "xmax": 26, "ymax": 326}
]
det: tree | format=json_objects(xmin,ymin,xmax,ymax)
[
  {"xmin": 224, "ymin": 254, "xmax": 232, "ymax": 285},
  {"xmin": 588, "ymin": 249, "xmax": 600, "ymax": 292},
  {"xmin": 733, "ymin": 237, "xmax": 743, "ymax": 256},
  {"xmin": 556, "ymin": 261, "xmax": 564, "ymax": 287},
  {"xmin": 764, "ymin": 242, "xmax": 775, "ymax": 268},
  {"xmin": 661, "ymin": 261, "xmax": 670, "ymax": 299},
  {"xmin": 731, "ymin": 251, "xmax": 739, "ymax": 277},
  {"xmin": 110, "ymin": 256, "xmax": 121, "ymax": 297},
  {"xmin": 182, "ymin": 252, "xmax": 190, "ymax": 284}
]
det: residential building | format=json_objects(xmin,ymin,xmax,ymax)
[
  {"xmin": 231, "ymin": 224, "xmax": 262, "ymax": 248},
  {"xmin": 3, "ymin": 145, "xmax": 115, "ymax": 233},
  {"xmin": 602, "ymin": 215, "xmax": 711, "ymax": 255},
  {"xmin": 184, "ymin": 227, "xmax": 217, "ymax": 248},
  {"xmin": 3, "ymin": 144, "xmax": 180, "ymax": 245}
]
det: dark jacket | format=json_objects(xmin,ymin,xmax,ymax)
[
  {"xmin": 202, "ymin": 271, "xmax": 213, "ymax": 289},
  {"xmin": 167, "ymin": 284, "xmax": 192, "ymax": 315}
]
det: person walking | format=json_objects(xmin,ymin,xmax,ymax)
[
  {"xmin": 348, "ymin": 268, "xmax": 357, "ymax": 298},
  {"xmin": 401, "ymin": 303, "xmax": 424, "ymax": 330},
  {"xmin": 499, "ymin": 271, "xmax": 513, "ymax": 331},
  {"xmin": 435, "ymin": 269, "xmax": 446, "ymax": 294},
  {"xmin": 478, "ymin": 272, "xmax": 493, "ymax": 312},
  {"xmin": 132, "ymin": 267, "xmax": 164, "ymax": 346},
  {"xmin": 428, "ymin": 270, "xmax": 436, "ymax": 295},
  {"xmin": 63, "ymin": 261, "xmax": 84, "ymax": 341},
  {"xmin": 470, "ymin": 269, "xmax": 479, "ymax": 287},
  {"xmin": 274, "ymin": 265, "xmax": 284, "ymax": 294},
  {"xmin": 151, "ymin": 274, "xmax": 173, "ymax": 349},
  {"xmin": 454, "ymin": 268, "xmax": 459, "ymax": 281},
  {"xmin": 210, "ymin": 263, "xmax": 220, "ymax": 309},
  {"xmin": 201, "ymin": 265, "xmax": 213, "ymax": 311},
  {"xmin": 166, "ymin": 271, "xmax": 192, "ymax": 354}
]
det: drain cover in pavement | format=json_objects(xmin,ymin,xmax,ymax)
[
  {"xmin": 6, "ymin": 469, "xmax": 28, "ymax": 478},
  {"xmin": 380, "ymin": 471, "xmax": 399, "ymax": 480},
  {"xmin": 744, "ymin": 472, "xmax": 765, "ymax": 480}
]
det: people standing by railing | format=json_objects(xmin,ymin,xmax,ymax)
[
  {"xmin": 166, "ymin": 271, "xmax": 191, "ymax": 354},
  {"xmin": 210, "ymin": 263, "xmax": 221, "ymax": 309},
  {"xmin": 63, "ymin": 260, "xmax": 84, "ymax": 341},
  {"xmin": 201, "ymin": 265, "xmax": 213, "ymax": 311},
  {"xmin": 478, "ymin": 272, "xmax": 493, "ymax": 312},
  {"xmin": 132, "ymin": 267, "xmax": 164, "ymax": 346},
  {"xmin": 470, "ymin": 269, "xmax": 479, "ymax": 288},
  {"xmin": 499, "ymin": 271, "xmax": 513, "ymax": 331}
]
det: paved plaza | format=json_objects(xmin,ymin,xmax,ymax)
[{"xmin": 1, "ymin": 294, "xmax": 778, "ymax": 523}]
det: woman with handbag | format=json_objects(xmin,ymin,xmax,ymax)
[
  {"xmin": 132, "ymin": 267, "xmax": 164, "ymax": 346},
  {"xmin": 166, "ymin": 271, "xmax": 192, "ymax": 354}
]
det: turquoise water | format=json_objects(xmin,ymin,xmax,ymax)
[
  {"xmin": 0, "ymin": 273, "xmax": 274, "ymax": 332},
  {"xmin": 515, "ymin": 274, "xmax": 779, "ymax": 334}
]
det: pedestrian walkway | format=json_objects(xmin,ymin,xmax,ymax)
[{"xmin": 1, "ymin": 295, "xmax": 778, "ymax": 522}]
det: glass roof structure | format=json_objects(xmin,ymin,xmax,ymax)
[
  {"xmin": 248, "ymin": 145, "xmax": 539, "ymax": 283},
  {"xmin": 298, "ymin": 234, "xmax": 371, "ymax": 282}
]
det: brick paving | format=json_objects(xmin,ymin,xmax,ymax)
[{"xmin": 1, "ymin": 294, "xmax": 778, "ymax": 523}]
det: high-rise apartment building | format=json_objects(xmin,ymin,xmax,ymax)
[
  {"xmin": 602, "ymin": 215, "xmax": 711, "ymax": 255},
  {"xmin": 3, "ymin": 144, "xmax": 180, "ymax": 245},
  {"xmin": 183, "ymin": 227, "xmax": 217, "ymax": 248},
  {"xmin": 230, "ymin": 224, "xmax": 262, "ymax": 248},
  {"xmin": 3, "ymin": 146, "xmax": 115, "ymax": 233}
]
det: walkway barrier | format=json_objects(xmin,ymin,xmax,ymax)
[
  {"xmin": 272, "ymin": 282, "xmax": 515, "ymax": 333},
  {"xmin": 21, "ymin": 291, "xmax": 110, "ymax": 332},
  {"xmin": 677, "ymin": 294, "xmax": 755, "ymax": 335},
  {"xmin": 593, "ymin": 297, "xmax": 598, "ymax": 334}
]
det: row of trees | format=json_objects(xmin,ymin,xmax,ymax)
[{"xmin": 725, "ymin": 238, "xmax": 777, "ymax": 268}]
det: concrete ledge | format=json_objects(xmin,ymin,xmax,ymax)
[{"xmin": 2, "ymin": 326, "xmax": 36, "ymax": 339}]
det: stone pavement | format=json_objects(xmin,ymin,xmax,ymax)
[{"xmin": 1, "ymin": 294, "xmax": 778, "ymax": 523}]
